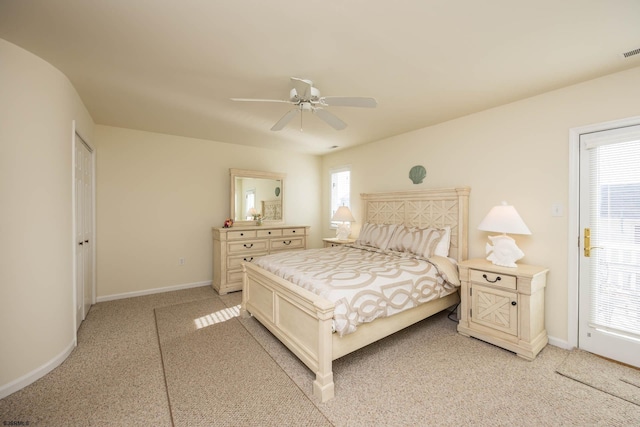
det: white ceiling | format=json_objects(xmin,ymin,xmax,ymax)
[{"xmin": 1, "ymin": 0, "xmax": 639, "ymax": 155}]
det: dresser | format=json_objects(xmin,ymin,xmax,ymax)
[
  {"xmin": 456, "ymin": 258, "xmax": 549, "ymax": 360},
  {"xmin": 212, "ymin": 225, "xmax": 310, "ymax": 295}
]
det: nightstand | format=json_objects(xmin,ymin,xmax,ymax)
[
  {"xmin": 456, "ymin": 258, "xmax": 549, "ymax": 360},
  {"xmin": 323, "ymin": 237, "xmax": 356, "ymax": 248}
]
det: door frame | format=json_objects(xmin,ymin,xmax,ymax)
[
  {"xmin": 567, "ymin": 115, "xmax": 640, "ymax": 349},
  {"xmin": 71, "ymin": 120, "xmax": 96, "ymax": 341}
]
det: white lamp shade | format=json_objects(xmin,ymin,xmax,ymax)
[
  {"xmin": 332, "ymin": 206, "xmax": 356, "ymax": 223},
  {"xmin": 248, "ymin": 208, "xmax": 258, "ymax": 216},
  {"xmin": 478, "ymin": 202, "xmax": 531, "ymax": 235}
]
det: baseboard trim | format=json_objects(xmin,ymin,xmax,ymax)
[
  {"xmin": 548, "ymin": 335, "xmax": 573, "ymax": 350},
  {"xmin": 0, "ymin": 338, "xmax": 76, "ymax": 399},
  {"xmin": 96, "ymin": 280, "xmax": 212, "ymax": 303}
]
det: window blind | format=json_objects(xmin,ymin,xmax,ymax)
[
  {"xmin": 330, "ymin": 167, "xmax": 350, "ymax": 226},
  {"xmin": 586, "ymin": 129, "xmax": 640, "ymax": 340}
]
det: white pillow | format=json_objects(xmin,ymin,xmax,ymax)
[{"xmin": 355, "ymin": 223, "xmax": 397, "ymax": 250}]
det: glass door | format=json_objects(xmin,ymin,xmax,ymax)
[{"xmin": 578, "ymin": 124, "xmax": 640, "ymax": 368}]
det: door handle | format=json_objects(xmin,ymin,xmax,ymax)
[{"xmin": 584, "ymin": 228, "xmax": 604, "ymax": 257}]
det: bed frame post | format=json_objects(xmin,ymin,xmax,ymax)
[
  {"xmin": 240, "ymin": 265, "xmax": 250, "ymax": 318},
  {"xmin": 313, "ymin": 299, "xmax": 335, "ymax": 402},
  {"xmin": 455, "ymin": 187, "xmax": 470, "ymax": 261}
]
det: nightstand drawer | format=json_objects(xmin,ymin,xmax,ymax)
[{"xmin": 470, "ymin": 269, "xmax": 516, "ymax": 290}]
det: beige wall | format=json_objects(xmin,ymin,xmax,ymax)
[
  {"xmin": 321, "ymin": 65, "xmax": 640, "ymax": 344},
  {"xmin": 95, "ymin": 126, "xmax": 322, "ymax": 298},
  {"xmin": 0, "ymin": 39, "xmax": 94, "ymax": 392}
]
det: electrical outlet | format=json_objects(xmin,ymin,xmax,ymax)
[{"xmin": 179, "ymin": 257, "xmax": 185, "ymax": 265}]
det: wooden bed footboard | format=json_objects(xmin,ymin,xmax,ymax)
[
  {"xmin": 241, "ymin": 261, "xmax": 461, "ymax": 402},
  {"xmin": 241, "ymin": 262, "xmax": 336, "ymax": 402}
]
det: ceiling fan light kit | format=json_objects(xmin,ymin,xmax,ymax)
[{"xmin": 232, "ymin": 77, "xmax": 377, "ymax": 131}]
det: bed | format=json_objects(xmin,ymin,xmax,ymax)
[{"xmin": 240, "ymin": 187, "xmax": 470, "ymax": 401}]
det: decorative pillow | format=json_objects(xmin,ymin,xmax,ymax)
[
  {"xmin": 387, "ymin": 225, "xmax": 451, "ymax": 258},
  {"xmin": 413, "ymin": 226, "xmax": 451, "ymax": 258},
  {"xmin": 355, "ymin": 223, "xmax": 397, "ymax": 250},
  {"xmin": 386, "ymin": 225, "xmax": 416, "ymax": 253}
]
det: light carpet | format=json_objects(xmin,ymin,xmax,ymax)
[
  {"xmin": 219, "ymin": 291, "xmax": 640, "ymax": 426},
  {"xmin": 154, "ymin": 298, "xmax": 331, "ymax": 427},
  {"xmin": 3, "ymin": 287, "xmax": 640, "ymax": 426},
  {"xmin": 556, "ymin": 349, "xmax": 640, "ymax": 407}
]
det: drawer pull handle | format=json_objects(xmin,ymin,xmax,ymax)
[
  {"xmin": 283, "ymin": 240, "xmax": 292, "ymax": 245},
  {"xmin": 240, "ymin": 233, "xmax": 244, "ymax": 236},
  {"xmin": 482, "ymin": 274, "xmax": 501, "ymax": 284},
  {"xmin": 511, "ymin": 301, "xmax": 517, "ymax": 306},
  {"xmin": 292, "ymin": 230, "xmax": 296, "ymax": 233},
  {"xmin": 243, "ymin": 243, "xmax": 253, "ymax": 248},
  {"xmin": 243, "ymin": 257, "xmax": 254, "ymax": 262},
  {"xmin": 268, "ymin": 231, "xmax": 271, "ymax": 235}
]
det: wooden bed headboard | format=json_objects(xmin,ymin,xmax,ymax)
[{"xmin": 360, "ymin": 187, "xmax": 470, "ymax": 261}]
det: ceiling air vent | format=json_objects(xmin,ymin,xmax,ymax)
[{"xmin": 621, "ymin": 47, "xmax": 640, "ymax": 59}]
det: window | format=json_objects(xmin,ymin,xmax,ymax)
[
  {"xmin": 245, "ymin": 189, "xmax": 255, "ymax": 219},
  {"xmin": 330, "ymin": 166, "xmax": 351, "ymax": 227}
]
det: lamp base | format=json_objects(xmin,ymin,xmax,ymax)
[
  {"xmin": 335, "ymin": 224, "xmax": 351, "ymax": 240},
  {"xmin": 485, "ymin": 234, "xmax": 524, "ymax": 268}
]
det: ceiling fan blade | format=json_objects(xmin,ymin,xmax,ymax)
[
  {"xmin": 321, "ymin": 96, "xmax": 377, "ymax": 108},
  {"xmin": 271, "ymin": 109, "xmax": 299, "ymax": 131},
  {"xmin": 231, "ymin": 98, "xmax": 292, "ymax": 104},
  {"xmin": 313, "ymin": 108, "xmax": 347, "ymax": 130},
  {"xmin": 290, "ymin": 77, "xmax": 313, "ymax": 86}
]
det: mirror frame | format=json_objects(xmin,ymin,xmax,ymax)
[{"xmin": 230, "ymin": 168, "xmax": 286, "ymax": 225}]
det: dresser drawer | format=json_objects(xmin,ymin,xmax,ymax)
[
  {"xmin": 257, "ymin": 229, "xmax": 282, "ymax": 238},
  {"xmin": 283, "ymin": 228, "xmax": 306, "ymax": 237},
  {"xmin": 227, "ymin": 230, "xmax": 257, "ymax": 240},
  {"xmin": 227, "ymin": 269, "xmax": 244, "ymax": 284},
  {"xmin": 271, "ymin": 237, "xmax": 305, "ymax": 251},
  {"xmin": 470, "ymin": 269, "xmax": 516, "ymax": 290},
  {"xmin": 228, "ymin": 239, "xmax": 269, "ymax": 254},
  {"xmin": 228, "ymin": 253, "xmax": 267, "ymax": 269}
]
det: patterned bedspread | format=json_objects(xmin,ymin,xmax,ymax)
[{"xmin": 253, "ymin": 245, "xmax": 459, "ymax": 336}]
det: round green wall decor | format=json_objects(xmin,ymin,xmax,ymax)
[{"xmin": 409, "ymin": 165, "xmax": 427, "ymax": 184}]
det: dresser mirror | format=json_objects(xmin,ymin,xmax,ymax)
[{"xmin": 230, "ymin": 168, "xmax": 285, "ymax": 225}]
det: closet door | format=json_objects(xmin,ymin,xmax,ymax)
[{"xmin": 75, "ymin": 135, "xmax": 94, "ymax": 330}]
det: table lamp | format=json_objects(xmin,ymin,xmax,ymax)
[
  {"xmin": 477, "ymin": 201, "xmax": 531, "ymax": 267},
  {"xmin": 332, "ymin": 206, "xmax": 356, "ymax": 240}
]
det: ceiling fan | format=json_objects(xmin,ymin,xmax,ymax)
[{"xmin": 231, "ymin": 77, "xmax": 377, "ymax": 131}]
